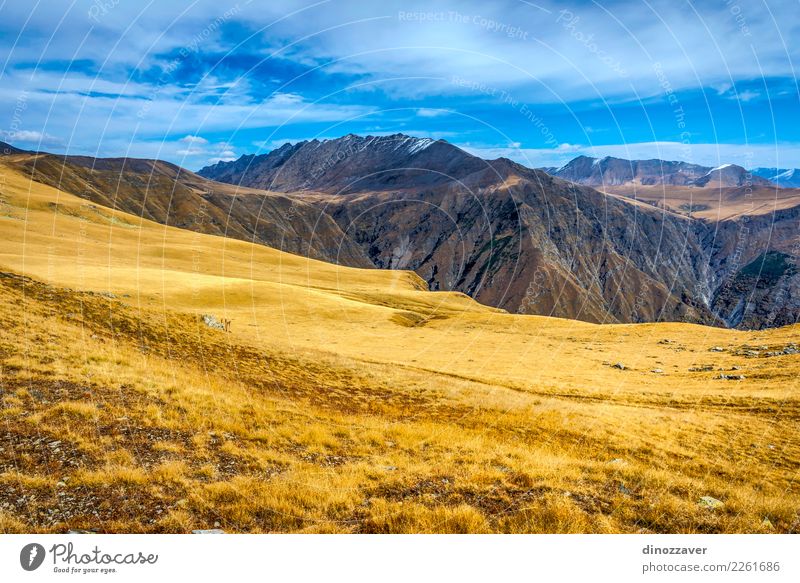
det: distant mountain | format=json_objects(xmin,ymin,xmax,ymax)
[
  {"xmin": 693, "ymin": 163, "xmax": 773, "ymax": 188},
  {"xmin": 550, "ymin": 155, "xmax": 773, "ymax": 188},
  {"xmin": 752, "ymin": 167, "xmax": 800, "ymax": 188},
  {"xmin": 551, "ymin": 155, "xmax": 710, "ymax": 186}
]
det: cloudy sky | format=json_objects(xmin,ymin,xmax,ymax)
[{"xmin": 1, "ymin": 0, "xmax": 798, "ymax": 170}]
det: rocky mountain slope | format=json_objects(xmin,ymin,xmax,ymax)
[{"xmin": 198, "ymin": 133, "xmax": 487, "ymax": 193}]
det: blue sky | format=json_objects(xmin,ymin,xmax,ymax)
[{"xmin": 1, "ymin": 0, "xmax": 799, "ymax": 170}]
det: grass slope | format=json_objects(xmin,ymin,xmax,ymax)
[{"xmin": 0, "ymin": 160, "xmax": 798, "ymax": 533}]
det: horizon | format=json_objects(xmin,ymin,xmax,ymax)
[
  {"xmin": 1, "ymin": 1, "xmax": 799, "ymax": 170},
  {"xmin": 6, "ymin": 131, "xmax": 795, "ymax": 176}
]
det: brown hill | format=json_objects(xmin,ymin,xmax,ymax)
[{"xmin": 7, "ymin": 152, "xmax": 371, "ymax": 268}]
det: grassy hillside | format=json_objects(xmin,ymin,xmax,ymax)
[{"xmin": 0, "ymin": 159, "xmax": 798, "ymax": 533}]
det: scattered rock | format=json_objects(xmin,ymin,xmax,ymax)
[
  {"xmin": 618, "ymin": 484, "xmax": 633, "ymax": 497},
  {"xmin": 698, "ymin": 496, "xmax": 724, "ymax": 510},
  {"xmin": 213, "ymin": 521, "xmax": 221, "ymax": 528},
  {"xmin": 67, "ymin": 529, "xmax": 94, "ymax": 534},
  {"xmin": 611, "ymin": 362, "xmax": 626, "ymax": 370},
  {"xmin": 717, "ymin": 374, "xmax": 745, "ymax": 380},
  {"xmin": 651, "ymin": 368, "xmax": 663, "ymax": 374},
  {"xmin": 192, "ymin": 529, "xmax": 225, "ymax": 534},
  {"xmin": 609, "ymin": 458, "xmax": 626, "ymax": 465},
  {"xmin": 709, "ymin": 346, "xmax": 725, "ymax": 352},
  {"xmin": 688, "ymin": 365, "xmax": 714, "ymax": 372},
  {"xmin": 658, "ymin": 339, "xmax": 674, "ymax": 344},
  {"xmin": 201, "ymin": 314, "xmax": 225, "ymax": 330},
  {"xmin": 731, "ymin": 366, "xmax": 741, "ymax": 371}
]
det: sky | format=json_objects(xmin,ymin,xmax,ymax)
[{"xmin": 1, "ymin": 0, "xmax": 799, "ymax": 171}]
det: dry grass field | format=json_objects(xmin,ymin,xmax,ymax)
[
  {"xmin": 601, "ymin": 183, "xmax": 800, "ymax": 221},
  {"xmin": 0, "ymin": 159, "xmax": 798, "ymax": 533}
]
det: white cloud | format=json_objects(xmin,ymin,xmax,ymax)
[
  {"xmin": 1, "ymin": 0, "xmax": 797, "ymax": 166},
  {"xmin": 176, "ymin": 147, "xmax": 206, "ymax": 156},
  {"xmin": 0, "ymin": 69, "xmax": 377, "ymax": 164},
  {"xmin": 1, "ymin": 129, "xmax": 63, "ymax": 146},
  {"xmin": 179, "ymin": 135, "xmax": 209, "ymax": 144},
  {"xmin": 239, "ymin": 0, "xmax": 800, "ymax": 103},
  {"xmin": 736, "ymin": 90, "xmax": 761, "ymax": 102},
  {"xmin": 417, "ymin": 108, "xmax": 451, "ymax": 117}
]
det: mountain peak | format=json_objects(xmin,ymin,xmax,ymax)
[{"xmin": 198, "ymin": 133, "xmax": 479, "ymax": 193}]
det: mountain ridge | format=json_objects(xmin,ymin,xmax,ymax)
[
  {"xmin": 548, "ymin": 155, "xmax": 774, "ymax": 188},
  {"xmin": 6, "ymin": 135, "xmax": 800, "ymax": 328}
]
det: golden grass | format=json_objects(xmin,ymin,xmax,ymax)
[{"xmin": 0, "ymin": 160, "xmax": 798, "ymax": 533}]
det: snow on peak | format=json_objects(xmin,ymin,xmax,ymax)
[
  {"xmin": 389, "ymin": 136, "xmax": 434, "ymax": 155},
  {"xmin": 405, "ymin": 137, "xmax": 435, "ymax": 155},
  {"xmin": 709, "ymin": 163, "xmax": 735, "ymax": 172}
]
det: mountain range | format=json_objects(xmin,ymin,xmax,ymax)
[
  {"xmin": 197, "ymin": 134, "xmax": 800, "ymax": 329},
  {"xmin": 752, "ymin": 167, "xmax": 800, "ymax": 188},
  {"xmin": 3, "ymin": 134, "xmax": 799, "ymax": 329},
  {"xmin": 547, "ymin": 155, "xmax": 776, "ymax": 188}
]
